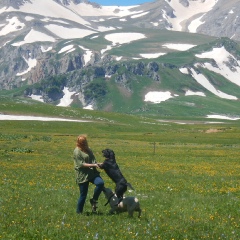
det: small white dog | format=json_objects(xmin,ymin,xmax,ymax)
[{"xmin": 103, "ymin": 187, "xmax": 141, "ymax": 218}]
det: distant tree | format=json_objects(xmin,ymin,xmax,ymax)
[{"xmin": 84, "ymin": 81, "xmax": 107, "ymax": 101}]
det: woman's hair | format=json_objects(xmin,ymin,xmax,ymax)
[{"xmin": 76, "ymin": 135, "xmax": 89, "ymax": 153}]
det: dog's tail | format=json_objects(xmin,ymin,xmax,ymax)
[{"xmin": 127, "ymin": 182, "xmax": 135, "ymax": 191}]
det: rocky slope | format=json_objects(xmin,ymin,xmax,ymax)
[{"xmin": 0, "ymin": 0, "xmax": 239, "ymax": 114}]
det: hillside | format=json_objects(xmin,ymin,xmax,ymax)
[{"xmin": 0, "ymin": 0, "xmax": 240, "ymax": 118}]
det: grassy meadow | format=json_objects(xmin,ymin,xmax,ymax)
[{"xmin": 0, "ymin": 100, "xmax": 240, "ymax": 239}]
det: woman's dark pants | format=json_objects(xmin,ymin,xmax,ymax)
[{"xmin": 76, "ymin": 176, "xmax": 104, "ymax": 214}]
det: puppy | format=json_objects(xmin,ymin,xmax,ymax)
[
  {"xmin": 99, "ymin": 149, "xmax": 134, "ymax": 204},
  {"xmin": 103, "ymin": 187, "xmax": 141, "ymax": 218}
]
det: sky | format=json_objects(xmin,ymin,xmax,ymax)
[{"xmin": 91, "ymin": 0, "xmax": 154, "ymax": 6}]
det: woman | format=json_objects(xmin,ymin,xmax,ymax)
[{"xmin": 73, "ymin": 135, "xmax": 104, "ymax": 214}]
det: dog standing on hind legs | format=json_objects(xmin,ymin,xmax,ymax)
[
  {"xmin": 103, "ymin": 187, "xmax": 141, "ymax": 218},
  {"xmin": 98, "ymin": 149, "xmax": 134, "ymax": 205}
]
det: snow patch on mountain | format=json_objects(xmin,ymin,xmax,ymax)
[
  {"xmin": 195, "ymin": 46, "xmax": 240, "ymax": 87},
  {"xmin": 100, "ymin": 32, "xmax": 146, "ymax": 55},
  {"xmin": 140, "ymin": 53, "xmax": 166, "ymax": 59},
  {"xmin": 104, "ymin": 32, "xmax": 146, "ymax": 45},
  {"xmin": 16, "ymin": 56, "xmax": 37, "ymax": 77},
  {"xmin": 6, "ymin": 0, "xmax": 90, "ymax": 26},
  {"xmin": 58, "ymin": 45, "xmax": 74, "ymax": 54},
  {"xmin": 25, "ymin": 16, "xmax": 34, "ymax": 21},
  {"xmin": 0, "ymin": 17, "xmax": 25, "ymax": 36},
  {"xmin": 44, "ymin": 24, "xmax": 96, "ymax": 39},
  {"xmin": 163, "ymin": 43, "xmax": 196, "ymax": 51},
  {"xmin": 166, "ymin": 0, "xmax": 218, "ymax": 32},
  {"xmin": 65, "ymin": 3, "xmax": 141, "ymax": 17},
  {"xmin": 12, "ymin": 29, "xmax": 55, "ymax": 46},
  {"xmin": 185, "ymin": 90, "xmax": 206, "ymax": 97},
  {"xmin": 190, "ymin": 68, "xmax": 237, "ymax": 100},
  {"xmin": 0, "ymin": 7, "xmax": 7, "ymax": 14},
  {"xmin": 57, "ymin": 87, "xmax": 76, "ymax": 107},
  {"xmin": 41, "ymin": 18, "xmax": 69, "ymax": 25},
  {"xmin": 41, "ymin": 46, "xmax": 53, "ymax": 52},
  {"xmin": 180, "ymin": 67, "xmax": 238, "ymax": 100},
  {"xmin": 131, "ymin": 11, "xmax": 149, "ymax": 19},
  {"xmin": 144, "ymin": 91, "xmax": 174, "ymax": 103},
  {"xmin": 79, "ymin": 45, "xmax": 93, "ymax": 66},
  {"xmin": 83, "ymin": 104, "xmax": 94, "ymax": 110},
  {"xmin": 179, "ymin": 68, "xmax": 189, "ymax": 74},
  {"xmin": 0, "ymin": 0, "xmax": 239, "ymax": 114},
  {"xmin": 188, "ymin": 14, "xmax": 206, "ymax": 33},
  {"xmin": 206, "ymin": 115, "xmax": 240, "ymax": 120},
  {"xmin": 101, "ymin": 45, "xmax": 112, "ymax": 55},
  {"xmin": 30, "ymin": 94, "xmax": 44, "ymax": 102},
  {"xmin": 96, "ymin": 26, "xmax": 116, "ymax": 31}
]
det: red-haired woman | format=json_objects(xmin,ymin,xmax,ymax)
[{"xmin": 73, "ymin": 135, "xmax": 104, "ymax": 214}]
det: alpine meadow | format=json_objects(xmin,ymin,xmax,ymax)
[
  {"xmin": 0, "ymin": 0, "xmax": 240, "ymax": 239},
  {"xmin": 0, "ymin": 97, "xmax": 239, "ymax": 239}
]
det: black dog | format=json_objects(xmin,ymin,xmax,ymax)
[{"xmin": 98, "ymin": 149, "xmax": 134, "ymax": 205}]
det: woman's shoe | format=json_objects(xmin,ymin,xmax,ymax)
[{"xmin": 90, "ymin": 198, "xmax": 98, "ymax": 213}]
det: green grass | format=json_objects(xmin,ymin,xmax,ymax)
[
  {"xmin": 139, "ymin": 95, "xmax": 240, "ymax": 118},
  {"xmin": 0, "ymin": 101, "xmax": 239, "ymax": 239},
  {"xmin": 107, "ymin": 28, "xmax": 216, "ymax": 58}
]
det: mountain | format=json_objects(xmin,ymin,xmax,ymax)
[{"xmin": 0, "ymin": 0, "xmax": 239, "ymax": 118}]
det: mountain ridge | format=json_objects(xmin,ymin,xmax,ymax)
[{"xmin": 0, "ymin": 0, "xmax": 239, "ymax": 117}]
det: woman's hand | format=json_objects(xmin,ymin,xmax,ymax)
[
  {"xmin": 96, "ymin": 163, "xmax": 103, "ymax": 168},
  {"xmin": 95, "ymin": 163, "xmax": 99, "ymax": 168}
]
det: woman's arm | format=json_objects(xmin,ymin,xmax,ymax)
[{"xmin": 82, "ymin": 163, "xmax": 99, "ymax": 168}]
